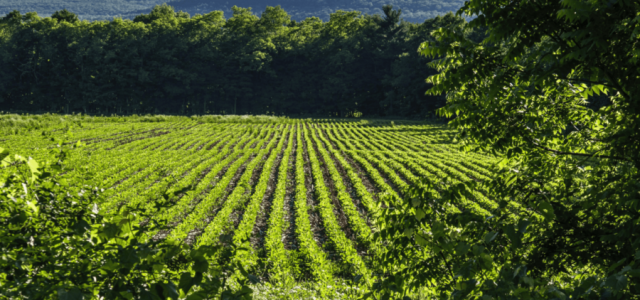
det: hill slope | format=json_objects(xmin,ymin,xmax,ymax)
[{"xmin": 0, "ymin": 0, "xmax": 464, "ymax": 22}]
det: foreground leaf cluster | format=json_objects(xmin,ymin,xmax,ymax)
[
  {"xmin": 0, "ymin": 136, "xmax": 254, "ymax": 299},
  {"xmin": 372, "ymin": 0, "xmax": 640, "ymax": 299}
]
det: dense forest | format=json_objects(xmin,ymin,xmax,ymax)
[
  {"xmin": 0, "ymin": 0, "xmax": 463, "ymax": 23},
  {"xmin": 0, "ymin": 5, "xmax": 479, "ymax": 117}
]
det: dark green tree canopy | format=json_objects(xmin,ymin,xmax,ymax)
[
  {"xmin": 0, "ymin": 5, "xmax": 475, "ymax": 117},
  {"xmin": 133, "ymin": 4, "xmax": 190, "ymax": 24},
  {"xmin": 51, "ymin": 9, "xmax": 78, "ymax": 23},
  {"xmin": 0, "ymin": 0, "xmax": 465, "ymax": 23}
]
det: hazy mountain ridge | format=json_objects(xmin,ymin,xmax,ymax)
[{"xmin": 0, "ymin": 0, "xmax": 464, "ymax": 22}]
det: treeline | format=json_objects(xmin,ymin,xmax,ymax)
[
  {"xmin": 0, "ymin": 5, "xmax": 479, "ymax": 117},
  {"xmin": 0, "ymin": 0, "xmax": 465, "ymax": 22}
]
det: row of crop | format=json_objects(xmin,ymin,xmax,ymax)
[
  {"xmin": 167, "ymin": 151, "xmax": 257, "ymax": 241},
  {"xmin": 142, "ymin": 130, "xmax": 271, "ymax": 239},
  {"xmin": 352, "ymin": 124, "xmax": 522, "ymax": 215},
  {"xmin": 394, "ymin": 152, "xmax": 529, "ymax": 215},
  {"xmin": 325, "ymin": 127, "xmax": 458, "ymax": 215},
  {"xmin": 98, "ymin": 128, "xmax": 210, "ymax": 181},
  {"xmin": 17, "ymin": 123, "xmax": 171, "ymax": 171},
  {"xmin": 232, "ymin": 128, "xmax": 290, "ymax": 246},
  {"xmin": 263, "ymin": 126, "xmax": 296, "ymax": 284},
  {"xmin": 334, "ymin": 124, "xmax": 470, "ymax": 181},
  {"xmin": 377, "ymin": 151, "xmax": 494, "ymax": 216},
  {"xmin": 426, "ymin": 151, "xmax": 495, "ymax": 178},
  {"xmin": 337, "ymin": 125, "xmax": 496, "ymax": 184},
  {"xmin": 131, "ymin": 142, "xmax": 244, "ymax": 218},
  {"xmin": 313, "ymin": 128, "xmax": 379, "ymax": 221},
  {"xmin": 100, "ymin": 122, "xmax": 189, "ymax": 151},
  {"xmin": 98, "ymin": 151, "xmax": 180, "ymax": 198},
  {"xmin": 197, "ymin": 128, "xmax": 281, "ymax": 246},
  {"xmin": 122, "ymin": 122, "xmax": 240, "ymax": 152},
  {"xmin": 336, "ymin": 123, "xmax": 515, "ymax": 217},
  {"xmin": 163, "ymin": 126, "xmax": 279, "ymax": 242},
  {"xmin": 174, "ymin": 125, "xmax": 227, "ymax": 150},
  {"xmin": 303, "ymin": 127, "xmax": 372, "ymax": 284},
  {"xmin": 381, "ymin": 149, "xmax": 491, "ymax": 192},
  {"xmin": 405, "ymin": 151, "xmax": 491, "ymax": 184},
  {"xmin": 291, "ymin": 127, "xmax": 334, "ymax": 286},
  {"xmin": 307, "ymin": 127, "xmax": 373, "ymax": 247},
  {"xmin": 146, "ymin": 151, "xmax": 240, "ymax": 234},
  {"xmin": 326, "ymin": 127, "xmax": 403, "ymax": 204},
  {"xmin": 43, "ymin": 125, "xmax": 181, "ymax": 187},
  {"xmin": 229, "ymin": 127, "xmax": 291, "ymax": 280},
  {"xmin": 104, "ymin": 125, "xmax": 185, "ymax": 152},
  {"xmin": 350, "ymin": 131, "xmax": 502, "ymax": 217},
  {"xmin": 100, "ymin": 150, "xmax": 208, "ymax": 213},
  {"xmin": 334, "ymin": 123, "xmax": 459, "ymax": 158},
  {"xmin": 4, "ymin": 123, "xmax": 204, "ymax": 204},
  {"xmin": 343, "ymin": 138, "xmax": 486, "ymax": 216},
  {"xmin": 157, "ymin": 126, "xmax": 211, "ymax": 150},
  {"xmin": 97, "ymin": 128, "xmax": 228, "ymax": 211},
  {"xmin": 89, "ymin": 150, "xmax": 163, "ymax": 188},
  {"xmin": 336, "ymin": 128, "xmax": 410, "ymax": 197}
]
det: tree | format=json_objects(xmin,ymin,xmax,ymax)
[
  {"xmin": 372, "ymin": 0, "xmax": 640, "ymax": 299},
  {"xmin": 133, "ymin": 4, "xmax": 190, "ymax": 24},
  {"xmin": 51, "ymin": 9, "xmax": 78, "ymax": 24},
  {"xmin": 0, "ymin": 5, "xmax": 462, "ymax": 117}
]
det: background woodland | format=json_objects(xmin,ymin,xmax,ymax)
[
  {"xmin": 0, "ymin": 5, "xmax": 482, "ymax": 117},
  {"xmin": 0, "ymin": 0, "xmax": 464, "ymax": 23}
]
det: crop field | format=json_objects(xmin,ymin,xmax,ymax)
[{"xmin": 0, "ymin": 118, "xmax": 498, "ymax": 298}]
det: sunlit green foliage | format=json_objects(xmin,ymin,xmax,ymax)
[
  {"xmin": 372, "ymin": 0, "xmax": 640, "ymax": 299},
  {"xmin": 1, "ymin": 116, "xmax": 494, "ymax": 299},
  {"xmin": 0, "ymin": 133, "xmax": 255, "ymax": 299}
]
